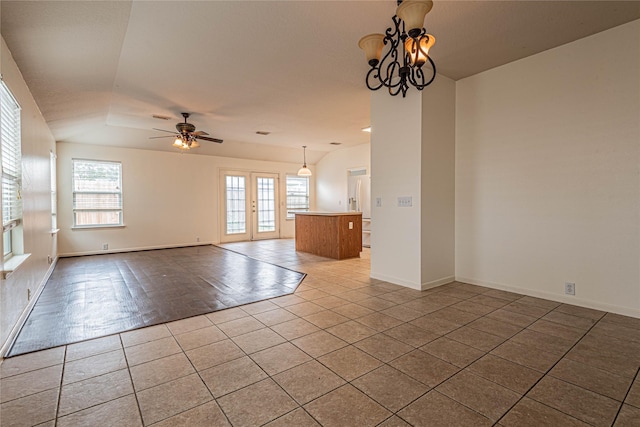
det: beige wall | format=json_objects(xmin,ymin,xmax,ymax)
[
  {"xmin": 0, "ymin": 38, "xmax": 57, "ymax": 352},
  {"xmin": 57, "ymin": 142, "xmax": 314, "ymax": 256},
  {"xmin": 455, "ymin": 20, "xmax": 640, "ymax": 316},
  {"xmin": 315, "ymin": 143, "xmax": 370, "ymax": 212}
]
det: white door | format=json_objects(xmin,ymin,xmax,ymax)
[{"xmin": 220, "ymin": 170, "xmax": 280, "ymax": 243}]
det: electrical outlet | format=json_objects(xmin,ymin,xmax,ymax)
[
  {"xmin": 565, "ymin": 282, "xmax": 575, "ymax": 295},
  {"xmin": 27, "ymin": 289, "xmax": 31, "ymax": 301},
  {"xmin": 376, "ymin": 197, "xmax": 382, "ymax": 207},
  {"xmin": 398, "ymin": 196, "xmax": 412, "ymax": 207},
  {"xmin": 102, "ymin": 243, "xmax": 108, "ymax": 250}
]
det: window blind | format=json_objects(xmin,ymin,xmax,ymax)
[
  {"xmin": 286, "ymin": 175, "xmax": 309, "ymax": 219},
  {"xmin": 1, "ymin": 81, "xmax": 22, "ymax": 229}
]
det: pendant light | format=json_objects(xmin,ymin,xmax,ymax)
[{"xmin": 297, "ymin": 145, "xmax": 312, "ymax": 176}]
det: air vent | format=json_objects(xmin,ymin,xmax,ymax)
[
  {"xmin": 152, "ymin": 114, "xmax": 171, "ymax": 120},
  {"xmin": 330, "ymin": 142, "xmax": 342, "ymax": 145},
  {"xmin": 256, "ymin": 131, "xmax": 271, "ymax": 136}
]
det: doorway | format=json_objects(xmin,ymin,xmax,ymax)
[{"xmin": 220, "ymin": 170, "xmax": 280, "ymax": 242}]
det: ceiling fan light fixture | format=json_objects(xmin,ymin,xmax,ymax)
[
  {"xmin": 173, "ymin": 137, "xmax": 184, "ymax": 148},
  {"xmin": 297, "ymin": 145, "xmax": 312, "ymax": 176}
]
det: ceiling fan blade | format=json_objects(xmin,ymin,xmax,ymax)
[
  {"xmin": 196, "ymin": 135, "xmax": 223, "ymax": 143},
  {"xmin": 192, "ymin": 130, "xmax": 210, "ymax": 136},
  {"xmin": 152, "ymin": 128, "xmax": 177, "ymax": 134},
  {"xmin": 149, "ymin": 135, "xmax": 177, "ymax": 139}
]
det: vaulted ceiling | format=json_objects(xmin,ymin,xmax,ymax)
[{"xmin": 2, "ymin": 1, "xmax": 639, "ymax": 163}]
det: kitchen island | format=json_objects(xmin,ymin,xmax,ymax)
[{"xmin": 294, "ymin": 212, "xmax": 362, "ymax": 260}]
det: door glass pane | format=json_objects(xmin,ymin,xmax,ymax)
[
  {"xmin": 256, "ymin": 177, "xmax": 275, "ymax": 232},
  {"xmin": 226, "ymin": 175, "xmax": 246, "ymax": 234}
]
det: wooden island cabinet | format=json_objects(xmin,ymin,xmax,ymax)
[{"xmin": 294, "ymin": 212, "xmax": 362, "ymax": 260}]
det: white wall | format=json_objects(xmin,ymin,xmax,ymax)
[
  {"xmin": 421, "ymin": 75, "xmax": 456, "ymax": 287},
  {"xmin": 0, "ymin": 38, "xmax": 57, "ymax": 353},
  {"xmin": 57, "ymin": 143, "xmax": 314, "ymax": 255},
  {"xmin": 316, "ymin": 143, "xmax": 370, "ymax": 212},
  {"xmin": 455, "ymin": 20, "xmax": 640, "ymax": 317}
]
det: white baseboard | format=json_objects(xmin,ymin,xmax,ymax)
[
  {"xmin": 422, "ymin": 276, "xmax": 455, "ymax": 291},
  {"xmin": 0, "ymin": 257, "xmax": 59, "ymax": 358},
  {"xmin": 370, "ymin": 271, "xmax": 422, "ymax": 290},
  {"xmin": 59, "ymin": 242, "xmax": 214, "ymax": 258},
  {"xmin": 456, "ymin": 276, "xmax": 640, "ymax": 319}
]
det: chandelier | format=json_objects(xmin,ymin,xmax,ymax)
[
  {"xmin": 358, "ymin": 0, "xmax": 436, "ymax": 97},
  {"xmin": 172, "ymin": 135, "xmax": 200, "ymax": 150}
]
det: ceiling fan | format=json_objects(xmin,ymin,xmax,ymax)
[{"xmin": 150, "ymin": 112, "xmax": 223, "ymax": 150}]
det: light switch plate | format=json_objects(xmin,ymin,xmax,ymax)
[{"xmin": 398, "ymin": 196, "xmax": 412, "ymax": 207}]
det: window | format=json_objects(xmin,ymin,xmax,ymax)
[
  {"xmin": 72, "ymin": 159, "xmax": 123, "ymax": 227},
  {"xmin": 286, "ymin": 175, "xmax": 309, "ymax": 219},
  {"xmin": 1, "ymin": 81, "xmax": 22, "ymax": 259},
  {"xmin": 50, "ymin": 151, "xmax": 57, "ymax": 231}
]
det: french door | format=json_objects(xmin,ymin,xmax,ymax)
[{"xmin": 220, "ymin": 170, "xmax": 280, "ymax": 242}]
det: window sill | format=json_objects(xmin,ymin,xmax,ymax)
[
  {"xmin": 71, "ymin": 225, "xmax": 126, "ymax": 230},
  {"xmin": 2, "ymin": 253, "xmax": 31, "ymax": 280},
  {"xmin": 50, "ymin": 228, "xmax": 60, "ymax": 235}
]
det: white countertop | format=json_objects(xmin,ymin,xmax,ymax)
[{"xmin": 294, "ymin": 211, "xmax": 363, "ymax": 216}]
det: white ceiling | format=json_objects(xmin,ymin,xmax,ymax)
[{"xmin": 2, "ymin": 1, "xmax": 639, "ymax": 164}]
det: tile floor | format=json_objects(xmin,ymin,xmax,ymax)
[{"xmin": 1, "ymin": 239, "xmax": 639, "ymax": 426}]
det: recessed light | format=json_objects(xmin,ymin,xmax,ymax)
[
  {"xmin": 256, "ymin": 131, "xmax": 271, "ymax": 136},
  {"xmin": 152, "ymin": 114, "xmax": 171, "ymax": 120},
  {"xmin": 330, "ymin": 142, "xmax": 342, "ymax": 145},
  {"xmin": 362, "ymin": 126, "xmax": 372, "ymax": 132}
]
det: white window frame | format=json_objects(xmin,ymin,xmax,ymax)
[
  {"xmin": 72, "ymin": 159, "xmax": 123, "ymax": 228},
  {"xmin": 1, "ymin": 80, "xmax": 22, "ymax": 260},
  {"xmin": 286, "ymin": 175, "xmax": 310, "ymax": 219}
]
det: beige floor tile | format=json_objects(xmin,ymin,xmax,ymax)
[
  {"xmin": 58, "ymin": 368, "xmax": 133, "ymax": 416},
  {"xmin": 590, "ymin": 321, "xmax": 640, "ymax": 345},
  {"xmin": 273, "ymin": 360, "xmax": 345, "ymax": 405},
  {"xmin": 436, "ymin": 370, "xmax": 520, "ymax": 421},
  {"xmin": 304, "ymin": 384, "xmax": 391, "ymax": 427},
  {"xmin": 0, "ymin": 364, "xmax": 62, "ymax": 403},
  {"xmin": 528, "ymin": 376, "xmax": 620, "ymax": 426},
  {"xmin": 312, "ymin": 295, "xmax": 349, "ymax": 309},
  {"xmin": 151, "ymin": 401, "xmax": 230, "ymax": 427},
  {"xmin": 502, "ymin": 301, "xmax": 552, "ymax": 318},
  {"xmin": 65, "ymin": 335, "xmax": 122, "ymax": 362},
  {"xmin": 217, "ymin": 379, "xmax": 297, "ymax": 427},
  {"xmin": 285, "ymin": 301, "xmax": 325, "ymax": 317},
  {"xmin": 185, "ymin": 338, "xmax": 244, "ymax": 371},
  {"xmin": 528, "ymin": 319, "xmax": 586, "ymax": 341},
  {"xmin": 355, "ymin": 312, "xmax": 404, "ymax": 332},
  {"xmin": 205, "ymin": 307, "xmax": 248, "ymax": 324},
  {"xmin": 398, "ymin": 299, "xmax": 445, "ymax": 314},
  {"xmin": 398, "ymin": 390, "xmax": 492, "ymax": 427},
  {"xmin": 174, "ymin": 325, "xmax": 227, "ymax": 351},
  {"xmin": 383, "ymin": 323, "xmax": 440, "ymax": 348},
  {"xmin": 356, "ymin": 297, "xmax": 398, "ymax": 311},
  {"xmin": 602, "ymin": 313, "xmax": 640, "ymax": 331},
  {"xmin": 291, "ymin": 330, "xmax": 348, "ymax": 358},
  {"xmin": 0, "ymin": 388, "xmax": 59, "ymax": 427},
  {"xmin": 200, "ymin": 356, "xmax": 268, "ymax": 397},
  {"xmin": 242, "ymin": 300, "xmax": 280, "ymax": 315},
  {"xmin": 467, "ymin": 294, "xmax": 510, "ymax": 309},
  {"xmin": 120, "ymin": 324, "xmax": 171, "ymax": 347},
  {"xmin": 517, "ymin": 296, "xmax": 561, "ymax": 311},
  {"xmin": 330, "ymin": 303, "xmax": 375, "ymax": 319},
  {"xmin": 137, "ymin": 373, "xmax": 212, "ymax": 425},
  {"xmin": 250, "ymin": 342, "xmax": 312, "ymax": 375},
  {"xmin": 271, "ymin": 294, "xmax": 307, "ymax": 307},
  {"xmin": 353, "ymin": 333, "xmax": 413, "ymax": 363},
  {"xmin": 510, "ymin": 328, "xmax": 576, "ymax": 354},
  {"xmin": 487, "ymin": 309, "xmax": 537, "ymax": 328},
  {"xmin": 318, "ymin": 345, "xmax": 382, "ymax": 381},
  {"xmin": 271, "ymin": 318, "xmax": 321, "ymax": 340},
  {"xmin": 410, "ymin": 314, "xmax": 460, "ymax": 335},
  {"xmin": 253, "ymin": 308, "xmax": 299, "ymax": 326},
  {"xmin": 62, "ymin": 349, "xmax": 127, "ymax": 384},
  {"xmin": 264, "ymin": 408, "xmax": 320, "ymax": 426},
  {"xmin": 377, "ymin": 415, "xmax": 412, "ymax": 426},
  {"xmin": 491, "ymin": 340, "xmax": 561, "ymax": 372},
  {"xmin": 450, "ymin": 300, "xmax": 499, "ymax": 316},
  {"xmin": 614, "ymin": 404, "xmax": 640, "ymax": 427},
  {"xmin": 565, "ymin": 339, "xmax": 639, "ymax": 378},
  {"xmin": 124, "ymin": 336, "xmax": 182, "ymax": 366},
  {"xmin": 0, "ymin": 347, "xmax": 65, "ymax": 378},
  {"xmin": 420, "ymin": 337, "xmax": 485, "ymax": 368},
  {"xmin": 325, "ymin": 320, "xmax": 377, "ymax": 343},
  {"xmin": 232, "ymin": 327, "xmax": 286, "ymax": 354},
  {"xmin": 56, "ymin": 394, "xmax": 142, "ymax": 427},
  {"xmin": 381, "ymin": 305, "xmax": 424, "ymax": 322},
  {"xmin": 466, "ymin": 316, "xmax": 523, "ymax": 339},
  {"xmin": 483, "ymin": 289, "xmax": 522, "ymax": 302},
  {"xmin": 467, "ymin": 354, "xmax": 542, "ymax": 394},
  {"xmin": 296, "ymin": 289, "xmax": 331, "ymax": 301},
  {"xmin": 500, "ymin": 397, "xmax": 590, "ymax": 427},
  {"xmin": 542, "ymin": 311, "xmax": 597, "ymax": 331},
  {"xmin": 166, "ymin": 315, "xmax": 212, "ymax": 335},
  {"xmin": 626, "ymin": 380, "xmax": 640, "ymax": 408},
  {"xmin": 303, "ymin": 310, "xmax": 349, "ymax": 329},
  {"xmin": 352, "ymin": 365, "xmax": 429, "ymax": 412},
  {"xmin": 130, "ymin": 352, "xmax": 195, "ymax": 391},
  {"xmin": 446, "ymin": 326, "xmax": 506, "ymax": 352},
  {"xmin": 550, "ymin": 358, "xmax": 633, "ymax": 401},
  {"xmin": 429, "ymin": 307, "xmax": 481, "ymax": 326},
  {"xmin": 390, "ymin": 350, "xmax": 459, "ymax": 387},
  {"xmin": 377, "ymin": 292, "xmax": 419, "ymax": 305},
  {"xmin": 215, "ymin": 316, "xmax": 265, "ymax": 337}
]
